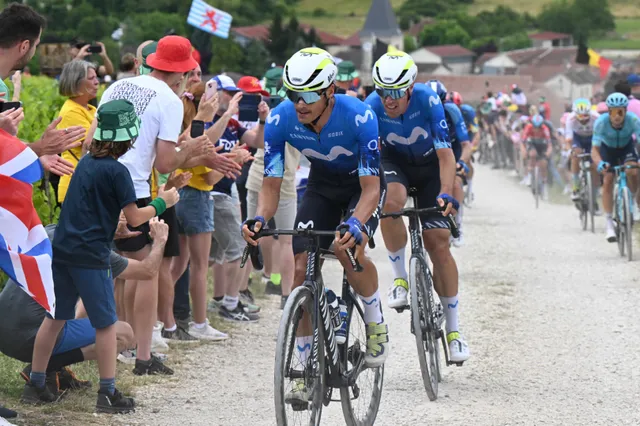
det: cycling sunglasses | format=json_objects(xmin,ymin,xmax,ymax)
[
  {"xmin": 286, "ymin": 89, "xmax": 325, "ymax": 104},
  {"xmin": 375, "ymin": 87, "xmax": 409, "ymax": 100},
  {"xmin": 609, "ymin": 107, "xmax": 626, "ymax": 117},
  {"xmin": 576, "ymin": 113, "xmax": 590, "ymax": 121}
]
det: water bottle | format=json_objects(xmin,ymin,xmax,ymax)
[
  {"xmin": 336, "ymin": 298, "xmax": 347, "ymax": 345},
  {"xmin": 324, "ymin": 289, "xmax": 344, "ymax": 343}
]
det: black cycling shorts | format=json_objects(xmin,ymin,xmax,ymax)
[{"xmin": 527, "ymin": 140, "xmax": 548, "ymax": 160}]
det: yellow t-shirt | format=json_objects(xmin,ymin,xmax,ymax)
[
  {"xmin": 177, "ymin": 166, "xmax": 214, "ymax": 192},
  {"xmin": 56, "ymin": 99, "xmax": 96, "ymax": 202}
]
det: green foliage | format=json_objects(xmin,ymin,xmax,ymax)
[
  {"xmin": 537, "ymin": 0, "xmax": 615, "ymax": 41},
  {"xmin": 312, "ymin": 7, "xmax": 327, "ymax": 17},
  {"xmin": 403, "ymin": 35, "xmax": 417, "ymax": 53},
  {"xmin": 11, "ymin": 77, "xmax": 66, "ymax": 143},
  {"xmin": 209, "ymin": 37, "xmax": 246, "ymax": 73},
  {"xmin": 33, "ymin": 180, "xmax": 61, "ymax": 226},
  {"xmin": 500, "ymin": 32, "xmax": 532, "ymax": 51},
  {"xmin": 398, "ymin": 0, "xmax": 468, "ymax": 20},
  {"xmin": 420, "ymin": 20, "xmax": 471, "ymax": 48}
]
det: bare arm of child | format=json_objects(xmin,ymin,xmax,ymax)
[{"xmin": 122, "ymin": 187, "xmax": 180, "ymax": 227}]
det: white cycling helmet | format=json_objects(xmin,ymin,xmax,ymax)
[
  {"xmin": 283, "ymin": 47, "xmax": 337, "ymax": 92},
  {"xmin": 372, "ymin": 51, "xmax": 417, "ymax": 90}
]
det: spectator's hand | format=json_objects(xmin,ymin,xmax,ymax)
[
  {"xmin": 158, "ymin": 186, "xmax": 180, "ymax": 208},
  {"xmin": 165, "ymin": 171, "xmax": 192, "ymax": 190},
  {"xmin": 182, "ymin": 134, "xmax": 215, "ymax": 158},
  {"xmin": 224, "ymin": 92, "xmax": 242, "ymax": 118},
  {"xmin": 75, "ymin": 44, "xmax": 91, "ymax": 59},
  {"xmin": 205, "ymin": 145, "xmax": 242, "ymax": 178},
  {"xmin": 231, "ymin": 143, "xmax": 254, "ymax": 164},
  {"xmin": 39, "ymin": 154, "xmax": 74, "ymax": 176},
  {"xmin": 194, "ymin": 89, "xmax": 219, "ymax": 122},
  {"xmin": 0, "ymin": 107, "xmax": 24, "ymax": 136},
  {"xmin": 33, "ymin": 117, "xmax": 85, "ymax": 156},
  {"xmin": 97, "ymin": 42, "xmax": 108, "ymax": 58},
  {"xmin": 257, "ymin": 101, "xmax": 269, "ymax": 121},
  {"xmin": 148, "ymin": 217, "xmax": 169, "ymax": 245},
  {"xmin": 114, "ymin": 212, "xmax": 142, "ymax": 240},
  {"xmin": 0, "ymin": 92, "xmax": 5, "ymax": 100}
]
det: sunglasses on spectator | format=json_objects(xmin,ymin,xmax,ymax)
[
  {"xmin": 286, "ymin": 89, "xmax": 326, "ymax": 104},
  {"xmin": 609, "ymin": 107, "xmax": 626, "ymax": 117},
  {"xmin": 375, "ymin": 87, "xmax": 409, "ymax": 100}
]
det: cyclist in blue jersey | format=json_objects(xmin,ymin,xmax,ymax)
[
  {"xmin": 452, "ymin": 93, "xmax": 480, "ymax": 202},
  {"xmin": 241, "ymin": 48, "xmax": 389, "ymax": 387},
  {"xmin": 365, "ymin": 52, "xmax": 470, "ymax": 363},
  {"xmin": 592, "ymin": 92, "xmax": 640, "ymax": 242}
]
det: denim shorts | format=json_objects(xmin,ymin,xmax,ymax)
[
  {"xmin": 210, "ymin": 193, "xmax": 244, "ymax": 264},
  {"xmin": 176, "ymin": 186, "xmax": 214, "ymax": 236}
]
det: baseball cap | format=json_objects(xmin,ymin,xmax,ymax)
[
  {"xmin": 263, "ymin": 67, "xmax": 284, "ymax": 96},
  {"xmin": 336, "ymin": 61, "xmax": 358, "ymax": 82},
  {"xmin": 212, "ymin": 75, "xmax": 241, "ymax": 92},
  {"xmin": 237, "ymin": 76, "xmax": 270, "ymax": 97},
  {"xmin": 146, "ymin": 36, "xmax": 199, "ymax": 73},
  {"xmin": 94, "ymin": 100, "xmax": 141, "ymax": 142}
]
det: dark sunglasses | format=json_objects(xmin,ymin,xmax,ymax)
[
  {"xmin": 375, "ymin": 87, "xmax": 409, "ymax": 100},
  {"xmin": 286, "ymin": 89, "xmax": 325, "ymax": 104}
]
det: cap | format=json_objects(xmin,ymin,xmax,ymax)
[
  {"xmin": 94, "ymin": 100, "xmax": 141, "ymax": 142},
  {"xmin": 336, "ymin": 60, "xmax": 358, "ymax": 82},
  {"xmin": 237, "ymin": 76, "xmax": 270, "ymax": 97},
  {"xmin": 263, "ymin": 67, "xmax": 284, "ymax": 96},
  {"xmin": 146, "ymin": 36, "xmax": 198, "ymax": 73},
  {"xmin": 139, "ymin": 41, "xmax": 158, "ymax": 75},
  {"xmin": 212, "ymin": 75, "xmax": 241, "ymax": 92}
]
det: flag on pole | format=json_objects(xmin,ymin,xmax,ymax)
[
  {"xmin": 187, "ymin": 0, "xmax": 233, "ymax": 39},
  {"xmin": 0, "ymin": 130, "xmax": 55, "ymax": 315},
  {"xmin": 587, "ymin": 48, "xmax": 612, "ymax": 79}
]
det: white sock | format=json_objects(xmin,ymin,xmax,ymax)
[
  {"xmin": 194, "ymin": 322, "xmax": 207, "ymax": 329},
  {"xmin": 223, "ymin": 295, "xmax": 239, "ymax": 311},
  {"xmin": 164, "ymin": 324, "xmax": 177, "ymax": 332},
  {"xmin": 439, "ymin": 294, "xmax": 460, "ymax": 334},
  {"xmin": 467, "ymin": 179, "xmax": 473, "ymax": 194},
  {"xmin": 387, "ymin": 248, "xmax": 407, "ymax": 280},
  {"xmin": 360, "ymin": 291, "xmax": 384, "ymax": 324},
  {"xmin": 295, "ymin": 336, "xmax": 312, "ymax": 366}
]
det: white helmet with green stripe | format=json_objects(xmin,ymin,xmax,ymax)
[
  {"xmin": 372, "ymin": 51, "xmax": 417, "ymax": 90},
  {"xmin": 283, "ymin": 47, "xmax": 337, "ymax": 92}
]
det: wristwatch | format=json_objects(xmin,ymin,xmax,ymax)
[{"xmin": 259, "ymin": 119, "xmax": 266, "ymax": 125}]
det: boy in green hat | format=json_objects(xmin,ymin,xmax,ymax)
[
  {"xmin": 25, "ymin": 100, "xmax": 180, "ymax": 413},
  {"xmin": 263, "ymin": 66, "xmax": 286, "ymax": 98},
  {"xmin": 335, "ymin": 60, "xmax": 359, "ymax": 96}
]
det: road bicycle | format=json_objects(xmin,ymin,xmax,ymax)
[
  {"xmin": 573, "ymin": 153, "xmax": 596, "ymax": 233},
  {"xmin": 527, "ymin": 140, "xmax": 548, "ymax": 209},
  {"xmin": 241, "ymin": 227, "xmax": 383, "ymax": 426},
  {"xmin": 611, "ymin": 164, "xmax": 640, "ymax": 261},
  {"xmin": 379, "ymin": 190, "xmax": 461, "ymax": 401}
]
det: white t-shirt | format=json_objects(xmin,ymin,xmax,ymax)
[{"xmin": 99, "ymin": 75, "xmax": 183, "ymax": 198}]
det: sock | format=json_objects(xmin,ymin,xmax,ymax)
[
  {"xmin": 30, "ymin": 371, "xmax": 46, "ymax": 389},
  {"xmin": 270, "ymin": 273, "xmax": 282, "ymax": 286},
  {"xmin": 296, "ymin": 336, "xmax": 312, "ymax": 366},
  {"xmin": 47, "ymin": 348, "xmax": 85, "ymax": 372},
  {"xmin": 99, "ymin": 377, "xmax": 116, "ymax": 396},
  {"xmin": 387, "ymin": 248, "xmax": 407, "ymax": 280},
  {"xmin": 164, "ymin": 324, "xmax": 177, "ymax": 332},
  {"xmin": 467, "ymin": 179, "xmax": 473, "ymax": 195},
  {"xmin": 223, "ymin": 295, "xmax": 239, "ymax": 311},
  {"xmin": 213, "ymin": 296, "xmax": 223, "ymax": 302},
  {"xmin": 572, "ymin": 174, "xmax": 580, "ymax": 189},
  {"xmin": 439, "ymin": 295, "xmax": 460, "ymax": 334},
  {"xmin": 194, "ymin": 322, "xmax": 207, "ymax": 329},
  {"xmin": 360, "ymin": 291, "xmax": 384, "ymax": 324}
]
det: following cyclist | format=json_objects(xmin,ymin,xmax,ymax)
[
  {"xmin": 592, "ymin": 92, "xmax": 640, "ymax": 242},
  {"xmin": 522, "ymin": 114, "xmax": 552, "ymax": 199},
  {"xmin": 565, "ymin": 98, "xmax": 600, "ymax": 205},
  {"xmin": 365, "ymin": 52, "xmax": 470, "ymax": 363},
  {"xmin": 452, "ymin": 92, "xmax": 481, "ymax": 203},
  {"xmin": 241, "ymin": 48, "xmax": 389, "ymax": 387}
]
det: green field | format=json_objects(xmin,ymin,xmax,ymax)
[{"xmin": 591, "ymin": 18, "xmax": 640, "ymax": 50}]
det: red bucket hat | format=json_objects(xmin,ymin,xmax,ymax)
[
  {"xmin": 237, "ymin": 76, "xmax": 270, "ymax": 97},
  {"xmin": 146, "ymin": 36, "xmax": 199, "ymax": 73}
]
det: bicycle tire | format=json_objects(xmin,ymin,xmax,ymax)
[
  {"xmin": 340, "ymin": 295, "xmax": 384, "ymax": 426},
  {"xmin": 615, "ymin": 184, "xmax": 625, "ymax": 257},
  {"xmin": 623, "ymin": 186, "xmax": 633, "ymax": 261},
  {"xmin": 586, "ymin": 172, "xmax": 595, "ymax": 233},
  {"xmin": 580, "ymin": 171, "xmax": 588, "ymax": 231},
  {"xmin": 274, "ymin": 285, "xmax": 324, "ymax": 426},
  {"xmin": 534, "ymin": 166, "xmax": 539, "ymax": 209},
  {"xmin": 409, "ymin": 255, "xmax": 440, "ymax": 401}
]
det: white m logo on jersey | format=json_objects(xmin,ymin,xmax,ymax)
[
  {"xmin": 266, "ymin": 112, "xmax": 280, "ymax": 126},
  {"xmin": 355, "ymin": 109, "xmax": 374, "ymax": 127},
  {"xmin": 429, "ymin": 95, "xmax": 441, "ymax": 107},
  {"xmin": 297, "ymin": 220, "xmax": 314, "ymax": 229}
]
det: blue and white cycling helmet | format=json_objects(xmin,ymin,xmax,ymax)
[
  {"xmin": 426, "ymin": 79, "xmax": 447, "ymax": 102},
  {"xmin": 605, "ymin": 92, "xmax": 629, "ymax": 108},
  {"xmin": 532, "ymin": 114, "xmax": 544, "ymax": 128},
  {"xmin": 572, "ymin": 98, "xmax": 591, "ymax": 115}
]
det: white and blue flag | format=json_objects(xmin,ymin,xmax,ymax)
[{"xmin": 187, "ymin": 0, "xmax": 233, "ymax": 39}]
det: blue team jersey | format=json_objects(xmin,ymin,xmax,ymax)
[
  {"xmin": 365, "ymin": 83, "xmax": 450, "ymax": 165},
  {"xmin": 593, "ymin": 112, "xmax": 640, "ymax": 149},
  {"xmin": 460, "ymin": 104, "xmax": 478, "ymax": 134},
  {"xmin": 444, "ymin": 102, "xmax": 470, "ymax": 146},
  {"xmin": 264, "ymin": 95, "xmax": 380, "ymax": 178}
]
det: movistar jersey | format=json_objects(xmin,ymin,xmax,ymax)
[
  {"xmin": 592, "ymin": 112, "xmax": 640, "ymax": 149},
  {"xmin": 460, "ymin": 104, "xmax": 479, "ymax": 134},
  {"xmin": 264, "ymin": 95, "xmax": 380, "ymax": 178},
  {"xmin": 365, "ymin": 83, "xmax": 450, "ymax": 165},
  {"xmin": 444, "ymin": 102, "xmax": 470, "ymax": 146}
]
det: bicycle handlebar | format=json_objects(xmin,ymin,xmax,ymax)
[
  {"xmin": 607, "ymin": 164, "xmax": 640, "ymax": 173},
  {"xmin": 379, "ymin": 205, "xmax": 460, "ymax": 239}
]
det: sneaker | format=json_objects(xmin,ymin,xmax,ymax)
[
  {"xmin": 57, "ymin": 367, "xmax": 91, "ymax": 391},
  {"xmin": 606, "ymin": 221, "xmax": 617, "ymax": 243},
  {"xmin": 19, "ymin": 367, "xmax": 59, "ymax": 397},
  {"xmin": 239, "ymin": 288, "xmax": 255, "ymax": 305},
  {"xmin": 242, "ymin": 301, "xmax": 261, "ymax": 314},
  {"xmin": 117, "ymin": 349, "xmax": 137, "ymax": 365},
  {"xmin": 264, "ymin": 279, "xmax": 281, "ymax": 296},
  {"xmin": 284, "ymin": 378, "xmax": 309, "ymax": 405},
  {"xmin": 365, "ymin": 322, "xmax": 390, "ymax": 367},
  {"xmin": 447, "ymin": 331, "xmax": 470, "ymax": 363},
  {"xmin": 523, "ymin": 174, "xmax": 532, "ymax": 187},
  {"xmin": 188, "ymin": 319, "xmax": 229, "ymax": 341},
  {"xmin": 96, "ymin": 388, "xmax": 135, "ymax": 414},
  {"xmin": 219, "ymin": 302, "xmax": 259, "ymax": 323},
  {"xmin": 152, "ymin": 321, "xmax": 169, "ymax": 352},
  {"xmin": 162, "ymin": 326, "xmax": 199, "ymax": 344},
  {"xmin": 0, "ymin": 404, "xmax": 17, "ymax": 420},
  {"xmin": 21, "ymin": 382, "xmax": 58, "ymax": 405},
  {"xmin": 280, "ymin": 295, "xmax": 289, "ymax": 310},
  {"xmin": 452, "ymin": 231, "xmax": 464, "ymax": 248},
  {"xmin": 152, "ymin": 352, "xmax": 169, "ymax": 363},
  {"xmin": 176, "ymin": 317, "xmax": 190, "ymax": 332},
  {"xmin": 387, "ymin": 278, "xmax": 409, "ymax": 309},
  {"xmin": 132, "ymin": 355, "xmax": 174, "ymax": 376},
  {"xmin": 207, "ymin": 298, "xmax": 222, "ymax": 312}
]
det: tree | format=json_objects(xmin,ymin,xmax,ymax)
[
  {"xmin": 242, "ymin": 40, "xmax": 271, "ymax": 77},
  {"xmin": 420, "ymin": 20, "xmax": 471, "ymax": 48},
  {"xmin": 267, "ymin": 12, "xmax": 288, "ymax": 65},
  {"xmin": 403, "ymin": 35, "xmax": 417, "ymax": 53},
  {"xmin": 500, "ymin": 32, "xmax": 532, "ymax": 51},
  {"xmin": 537, "ymin": 0, "xmax": 614, "ymax": 42},
  {"xmin": 209, "ymin": 37, "xmax": 245, "ymax": 73}
]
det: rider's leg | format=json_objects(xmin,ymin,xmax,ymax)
[
  {"xmin": 539, "ymin": 158, "xmax": 548, "ymax": 183},
  {"xmin": 571, "ymin": 147, "xmax": 582, "ymax": 192},
  {"xmin": 381, "ymin": 182, "xmax": 408, "ymax": 281}
]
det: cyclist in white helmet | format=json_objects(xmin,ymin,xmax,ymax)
[{"xmin": 365, "ymin": 51, "xmax": 470, "ymax": 363}]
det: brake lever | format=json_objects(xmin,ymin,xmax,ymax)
[
  {"xmin": 447, "ymin": 214, "xmax": 460, "ymax": 239},
  {"xmin": 338, "ymin": 226, "xmax": 364, "ymax": 273}
]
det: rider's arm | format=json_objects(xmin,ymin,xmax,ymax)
[
  {"xmin": 430, "ymin": 102, "xmax": 455, "ymax": 195},
  {"xmin": 543, "ymin": 125, "xmax": 553, "ymax": 156},
  {"xmin": 564, "ymin": 116, "xmax": 574, "ymax": 150},
  {"xmin": 255, "ymin": 111, "xmax": 286, "ymax": 221},
  {"xmin": 591, "ymin": 118, "xmax": 605, "ymax": 165},
  {"xmin": 521, "ymin": 123, "xmax": 532, "ymax": 142},
  {"xmin": 352, "ymin": 107, "xmax": 381, "ymax": 224},
  {"xmin": 452, "ymin": 106, "xmax": 472, "ymax": 164}
]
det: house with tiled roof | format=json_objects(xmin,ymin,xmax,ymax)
[
  {"xmin": 230, "ymin": 24, "xmax": 346, "ymax": 49},
  {"xmin": 477, "ymin": 46, "xmax": 579, "ymax": 83},
  {"xmin": 408, "ymin": 47, "xmax": 452, "ymax": 74},
  {"xmin": 545, "ymin": 67, "xmax": 602, "ymax": 100},
  {"xmin": 424, "ymin": 45, "xmax": 475, "ymax": 74},
  {"xmin": 528, "ymin": 32, "xmax": 573, "ymax": 49}
]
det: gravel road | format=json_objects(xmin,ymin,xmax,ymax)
[{"xmin": 116, "ymin": 164, "xmax": 640, "ymax": 426}]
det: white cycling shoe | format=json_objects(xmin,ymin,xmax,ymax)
[
  {"xmin": 447, "ymin": 332, "xmax": 470, "ymax": 363},
  {"xmin": 605, "ymin": 221, "xmax": 617, "ymax": 243},
  {"xmin": 387, "ymin": 278, "xmax": 409, "ymax": 309}
]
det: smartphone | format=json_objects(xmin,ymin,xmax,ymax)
[
  {"xmin": 238, "ymin": 94, "xmax": 261, "ymax": 122},
  {"xmin": 0, "ymin": 101, "xmax": 22, "ymax": 113},
  {"xmin": 203, "ymin": 80, "xmax": 218, "ymax": 102},
  {"xmin": 87, "ymin": 45, "xmax": 102, "ymax": 54},
  {"xmin": 190, "ymin": 120, "xmax": 205, "ymax": 138},
  {"xmin": 335, "ymin": 87, "xmax": 347, "ymax": 95},
  {"xmin": 266, "ymin": 96, "xmax": 284, "ymax": 110}
]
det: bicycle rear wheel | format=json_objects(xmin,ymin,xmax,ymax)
[
  {"xmin": 623, "ymin": 186, "xmax": 633, "ymax": 261},
  {"xmin": 340, "ymin": 294, "xmax": 384, "ymax": 426},
  {"xmin": 580, "ymin": 172, "xmax": 588, "ymax": 231},
  {"xmin": 586, "ymin": 172, "xmax": 595, "ymax": 233},
  {"xmin": 534, "ymin": 166, "xmax": 540, "ymax": 209},
  {"xmin": 409, "ymin": 255, "xmax": 441, "ymax": 401},
  {"xmin": 275, "ymin": 286, "xmax": 324, "ymax": 426}
]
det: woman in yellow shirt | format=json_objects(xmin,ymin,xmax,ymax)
[{"xmin": 56, "ymin": 60, "xmax": 100, "ymax": 203}]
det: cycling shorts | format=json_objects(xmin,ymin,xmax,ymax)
[
  {"xmin": 571, "ymin": 133, "xmax": 593, "ymax": 152},
  {"xmin": 527, "ymin": 140, "xmax": 549, "ymax": 159},
  {"xmin": 600, "ymin": 142, "xmax": 638, "ymax": 166}
]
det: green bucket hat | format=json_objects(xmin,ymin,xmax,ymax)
[
  {"xmin": 479, "ymin": 102, "xmax": 492, "ymax": 115},
  {"xmin": 139, "ymin": 41, "xmax": 158, "ymax": 75},
  {"xmin": 264, "ymin": 66, "xmax": 284, "ymax": 96},
  {"xmin": 95, "ymin": 100, "xmax": 141, "ymax": 142},
  {"xmin": 336, "ymin": 60, "xmax": 358, "ymax": 82}
]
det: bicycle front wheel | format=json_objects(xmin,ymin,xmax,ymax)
[
  {"xmin": 615, "ymin": 185, "xmax": 625, "ymax": 257},
  {"xmin": 275, "ymin": 285, "xmax": 324, "ymax": 426},
  {"xmin": 580, "ymin": 172, "xmax": 588, "ymax": 231},
  {"xmin": 409, "ymin": 255, "xmax": 440, "ymax": 401},
  {"xmin": 586, "ymin": 172, "xmax": 595, "ymax": 233},
  {"xmin": 340, "ymin": 294, "xmax": 384, "ymax": 426},
  {"xmin": 623, "ymin": 186, "xmax": 634, "ymax": 261}
]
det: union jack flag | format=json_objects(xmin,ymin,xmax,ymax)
[{"xmin": 0, "ymin": 129, "xmax": 55, "ymax": 315}]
